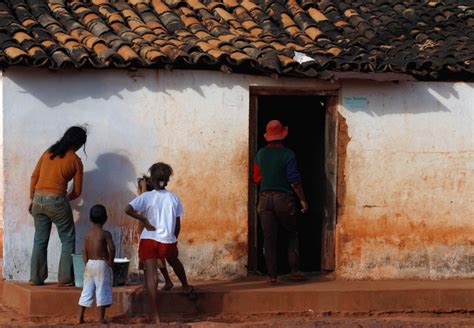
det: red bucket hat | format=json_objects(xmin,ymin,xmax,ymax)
[{"xmin": 264, "ymin": 120, "xmax": 288, "ymax": 141}]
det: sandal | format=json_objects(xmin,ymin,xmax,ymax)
[{"xmin": 185, "ymin": 285, "xmax": 198, "ymax": 301}]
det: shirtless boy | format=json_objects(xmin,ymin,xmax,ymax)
[{"xmin": 78, "ymin": 204, "xmax": 116, "ymax": 324}]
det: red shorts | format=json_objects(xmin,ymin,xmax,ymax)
[{"xmin": 139, "ymin": 239, "xmax": 178, "ymax": 260}]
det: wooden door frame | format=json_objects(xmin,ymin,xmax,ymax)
[{"xmin": 248, "ymin": 86, "xmax": 339, "ymax": 273}]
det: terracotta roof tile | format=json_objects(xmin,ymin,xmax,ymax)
[
  {"xmin": 40, "ymin": 39, "xmax": 56, "ymax": 50},
  {"xmin": 143, "ymin": 48, "xmax": 166, "ymax": 62},
  {"xmin": 207, "ymin": 48, "xmax": 226, "ymax": 59},
  {"xmin": 50, "ymin": 49, "xmax": 73, "ymax": 67},
  {"xmin": 151, "ymin": 0, "xmax": 172, "ymax": 14},
  {"xmin": 4, "ymin": 46, "xmax": 27, "ymax": 60},
  {"xmin": 0, "ymin": 0, "xmax": 471, "ymax": 79},
  {"xmin": 307, "ymin": 7, "xmax": 328, "ymax": 22},
  {"xmin": 214, "ymin": 7, "xmax": 234, "ymax": 22},
  {"xmin": 116, "ymin": 44, "xmax": 140, "ymax": 60}
]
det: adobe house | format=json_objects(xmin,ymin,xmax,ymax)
[{"xmin": 0, "ymin": 0, "xmax": 472, "ymax": 282}]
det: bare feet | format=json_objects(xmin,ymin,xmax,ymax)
[
  {"xmin": 161, "ymin": 281, "xmax": 174, "ymax": 291},
  {"xmin": 183, "ymin": 285, "xmax": 198, "ymax": 300}
]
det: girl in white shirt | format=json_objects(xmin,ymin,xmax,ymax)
[{"xmin": 125, "ymin": 162, "xmax": 196, "ymax": 323}]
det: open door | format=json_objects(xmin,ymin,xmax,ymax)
[{"xmin": 248, "ymin": 88, "xmax": 338, "ymax": 275}]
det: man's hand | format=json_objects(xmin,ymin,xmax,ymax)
[
  {"xmin": 300, "ymin": 200, "xmax": 309, "ymax": 214},
  {"xmin": 291, "ymin": 182, "xmax": 309, "ymax": 214}
]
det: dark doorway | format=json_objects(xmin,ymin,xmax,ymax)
[{"xmin": 253, "ymin": 95, "xmax": 326, "ymax": 274}]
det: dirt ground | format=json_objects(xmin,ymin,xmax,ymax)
[
  {"xmin": 1, "ymin": 262, "xmax": 473, "ymax": 327},
  {"xmin": 0, "ymin": 300, "xmax": 473, "ymax": 328}
]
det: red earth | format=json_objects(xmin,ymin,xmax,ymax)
[{"xmin": 1, "ymin": 260, "xmax": 473, "ymax": 327}]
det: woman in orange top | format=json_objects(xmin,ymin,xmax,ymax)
[{"xmin": 29, "ymin": 126, "xmax": 87, "ymax": 286}]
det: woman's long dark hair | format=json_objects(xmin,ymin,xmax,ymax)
[{"xmin": 49, "ymin": 126, "xmax": 87, "ymax": 160}]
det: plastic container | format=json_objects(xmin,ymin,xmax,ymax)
[
  {"xmin": 113, "ymin": 258, "xmax": 130, "ymax": 286},
  {"xmin": 71, "ymin": 254, "xmax": 85, "ymax": 288}
]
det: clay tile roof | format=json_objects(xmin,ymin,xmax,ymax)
[{"xmin": 0, "ymin": 0, "xmax": 472, "ymax": 80}]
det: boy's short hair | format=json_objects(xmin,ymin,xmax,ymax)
[
  {"xmin": 90, "ymin": 204, "xmax": 107, "ymax": 224},
  {"xmin": 149, "ymin": 162, "xmax": 173, "ymax": 189}
]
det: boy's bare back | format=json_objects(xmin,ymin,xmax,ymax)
[{"xmin": 83, "ymin": 226, "xmax": 115, "ymax": 266}]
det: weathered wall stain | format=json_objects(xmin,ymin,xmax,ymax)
[
  {"xmin": 171, "ymin": 145, "xmax": 249, "ymax": 279},
  {"xmin": 70, "ymin": 138, "xmax": 250, "ymax": 279},
  {"xmin": 336, "ymin": 81, "xmax": 474, "ymax": 279},
  {"xmin": 3, "ymin": 68, "xmax": 471, "ymax": 282},
  {"xmin": 6, "ymin": 68, "xmax": 321, "ymax": 281},
  {"xmin": 337, "ymin": 216, "xmax": 474, "ymax": 279},
  {"xmin": 336, "ymin": 111, "xmax": 349, "ymax": 220}
]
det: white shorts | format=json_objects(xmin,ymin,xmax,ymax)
[{"xmin": 78, "ymin": 260, "xmax": 113, "ymax": 307}]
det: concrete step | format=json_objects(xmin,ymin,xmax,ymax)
[
  {"xmin": 2, "ymin": 281, "xmax": 139, "ymax": 317},
  {"xmin": 2, "ymin": 276, "xmax": 474, "ymax": 317}
]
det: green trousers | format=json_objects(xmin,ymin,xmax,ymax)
[{"xmin": 30, "ymin": 194, "xmax": 75, "ymax": 285}]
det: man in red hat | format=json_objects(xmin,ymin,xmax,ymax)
[{"xmin": 253, "ymin": 119, "xmax": 308, "ymax": 284}]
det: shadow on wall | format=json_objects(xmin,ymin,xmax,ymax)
[
  {"xmin": 7, "ymin": 68, "xmax": 469, "ymax": 117},
  {"xmin": 7, "ymin": 69, "xmax": 157, "ymax": 108},
  {"xmin": 342, "ymin": 81, "xmax": 472, "ymax": 116},
  {"xmin": 7, "ymin": 68, "xmax": 242, "ymax": 108},
  {"xmin": 72, "ymin": 152, "xmax": 139, "ymax": 259}
]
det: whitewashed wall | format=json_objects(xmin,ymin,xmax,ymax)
[
  {"xmin": 2, "ymin": 68, "xmax": 472, "ymax": 281},
  {"xmin": 337, "ymin": 81, "xmax": 474, "ymax": 279},
  {"xmin": 2, "ymin": 67, "xmax": 325, "ymax": 281}
]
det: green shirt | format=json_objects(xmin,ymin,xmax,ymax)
[{"xmin": 254, "ymin": 144, "xmax": 299, "ymax": 194}]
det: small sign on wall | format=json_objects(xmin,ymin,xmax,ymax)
[{"xmin": 343, "ymin": 96, "xmax": 368, "ymax": 110}]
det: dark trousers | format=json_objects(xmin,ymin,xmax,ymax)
[
  {"xmin": 30, "ymin": 194, "xmax": 75, "ymax": 284},
  {"xmin": 257, "ymin": 192, "xmax": 299, "ymax": 278}
]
